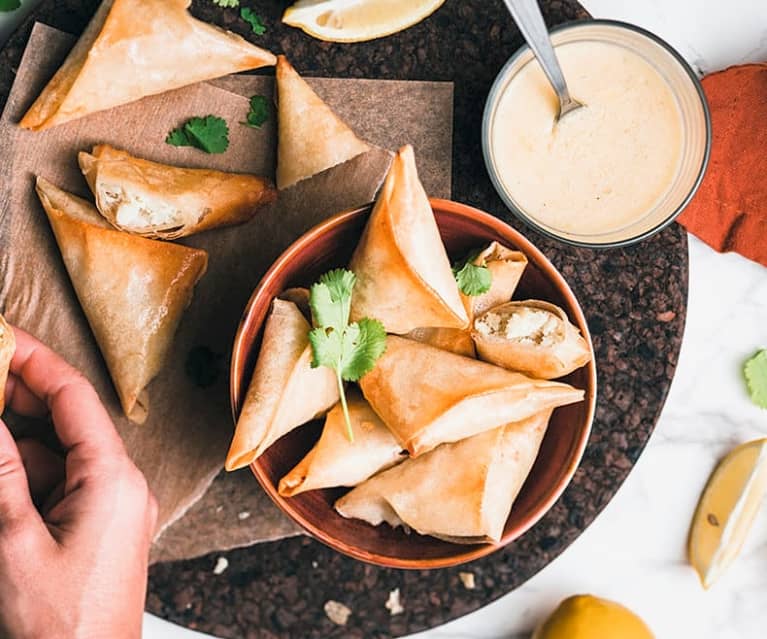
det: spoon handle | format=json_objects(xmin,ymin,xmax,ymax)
[{"xmin": 502, "ymin": 0, "xmax": 578, "ymax": 113}]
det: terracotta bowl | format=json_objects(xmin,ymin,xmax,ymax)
[{"xmin": 231, "ymin": 198, "xmax": 597, "ymax": 569}]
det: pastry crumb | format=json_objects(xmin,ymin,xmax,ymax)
[
  {"xmin": 237, "ymin": 511, "xmax": 251, "ymax": 520},
  {"xmin": 459, "ymin": 572, "xmax": 476, "ymax": 589},
  {"xmin": 212, "ymin": 557, "xmax": 229, "ymax": 575},
  {"xmin": 385, "ymin": 588, "xmax": 404, "ymax": 616},
  {"xmin": 324, "ymin": 600, "xmax": 352, "ymax": 626}
]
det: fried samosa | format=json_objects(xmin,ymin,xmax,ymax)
[
  {"xmin": 473, "ymin": 300, "xmax": 592, "ymax": 379},
  {"xmin": 35, "ymin": 177, "xmax": 208, "ymax": 423},
  {"xmin": 20, "ymin": 0, "xmax": 276, "ymax": 131},
  {"xmin": 78, "ymin": 145, "xmax": 276, "ymax": 239},
  {"xmin": 276, "ymin": 55, "xmax": 371, "ymax": 190},
  {"xmin": 336, "ymin": 410, "xmax": 553, "ymax": 544},
  {"xmin": 278, "ymin": 390, "xmax": 404, "ymax": 497},
  {"xmin": 405, "ymin": 242, "xmax": 528, "ymax": 356},
  {"xmin": 0, "ymin": 314, "xmax": 15, "ymax": 415},
  {"xmin": 225, "ymin": 299, "xmax": 339, "ymax": 471},
  {"xmin": 359, "ymin": 336, "xmax": 582, "ymax": 457},
  {"xmin": 349, "ymin": 146, "xmax": 468, "ymax": 334},
  {"xmin": 405, "ymin": 326, "xmax": 476, "ymax": 358}
]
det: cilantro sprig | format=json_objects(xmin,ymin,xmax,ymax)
[
  {"xmin": 0, "ymin": 0, "xmax": 21, "ymax": 12},
  {"xmin": 242, "ymin": 95, "xmax": 270, "ymax": 128},
  {"xmin": 210, "ymin": 0, "xmax": 239, "ymax": 7},
  {"xmin": 166, "ymin": 116, "xmax": 230, "ymax": 154},
  {"xmin": 452, "ymin": 250, "xmax": 492, "ymax": 296},
  {"xmin": 309, "ymin": 269, "xmax": 387, "ymax": 441},
  {"xmin": 744, "ymin": 349, "xmax": 767, "ymax": 409},
  {"xmin": 241, "ymin": 7, "xmax": 267, "ymax": 35}
]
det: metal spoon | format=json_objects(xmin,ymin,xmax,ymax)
[{"xmin": 502, "ymin": 0, "xmax": 584, "ymax": 120}]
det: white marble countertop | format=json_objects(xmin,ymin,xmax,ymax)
[{"xmin": 2, "ymin": 1, "xmax": 766, "ymax": 637}]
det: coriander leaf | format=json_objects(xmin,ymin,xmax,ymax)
[
  {"xmin": 308, "ymin": 326, "xmax": 343, "ymax": 371},
  {"xmin": 340, "ymin": 318, "xmax": 387, "ymax": 382},
  {"xmin": 744, "ymin": 349, "xmax": 767, "ymax": 409},
  {"xmin": 308, "ymin": 268, "xmax": 387, "ymax": 441},
  {"xmin": 310, "ymin": 268, "xmax": 355, "ymax": 333},
  {"xmin": 183, "ymin": 115, "xmax": 230, "ymax": 154},
  {"xmin": 452, "ymin": 250, "xmax": 492, "ymax": 296},
  {"xmin": 0, "ymin": 0, "xmax": 21, "ymax": 12},
  {"xmin": 211, "ymin": 0, "xmax": 239, "ymax": 7},
  {"xmin": 241, "ymin": 95, "xmax": 270, "ymax": 128},
  {"xmin": 241, "ymin": 7, "xmax": 266, "ymax": 35},
  {"xmin": 166, "ymin": 127, "xmax": 192, "ymax": 147}
]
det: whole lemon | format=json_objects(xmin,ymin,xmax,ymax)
[{"xmin": 533, "ymin": 595, "xmax": 654, "ymax": 639}]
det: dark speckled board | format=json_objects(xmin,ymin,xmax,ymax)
[{"xmin": 0, "ymin": 1, "xmax": 688, "ymax": 637}]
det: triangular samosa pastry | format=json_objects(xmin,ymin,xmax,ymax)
[
  {"xmin": 20, "ymin": 0, "xmax": 276, "ymax": 131},
  {"xmin": 405, "ymin": 241, "xmax": 529, "ymax": 356},
  {"xmin": 276, "ymin": 55, "xmax": 371, "ymax": 189},
  {"xmin": 226, "ymin": 299, "xmax": 339, "ymax": 471},
  {"xmin": 0, "ymin": 314, "xmax": 15, "ymax": 415},
  {"xmin": 78, "ymin": 145, "xmax": 277, "ymax": 239},
  {"xmin": 35, "ymin": 177, "xmax": 208, "ymax": 424},
  {"xmin": 360, "ymin": 336, "xmax": 583, "ymax": 456},
  {"xmin": 473, "ymin": 300, "xmax": 592, "ymax": 379},
  {"xmin": 349, "ymin": 145, "xmax": 468, "ymax": 334},
  {"xmin": 279, "ymin": 390, "xmax": 405, "ymax": 497},
  {"xmin": 336, "ymin": 410, "xmax": 553, "ymax": 543}
]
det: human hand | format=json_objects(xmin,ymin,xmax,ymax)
[{"xmin": 0, "ymin": 327, "xmax": 157, "ymax": 639}]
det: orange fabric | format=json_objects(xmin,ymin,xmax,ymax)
[{"xmin": 678, "ymin": 63, "xmax": 767, "ymax": 267}]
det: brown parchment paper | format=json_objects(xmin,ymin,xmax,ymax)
[{"xmin": 0, "ymin": 23, "xmax": 454, "ymax": 563}]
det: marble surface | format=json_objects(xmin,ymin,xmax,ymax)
[{"xmin": 1, "ymin": 0, "xmax": 765, "ymax": 637}]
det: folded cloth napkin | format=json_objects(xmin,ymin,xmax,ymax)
[{"xmin": 677, "ymin": 63, "xmax": 767, "ymax": 267}]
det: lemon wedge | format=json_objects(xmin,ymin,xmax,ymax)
[
  {"xmin": 688, "ymin": 438, "xmax": 767, "ymax": 589},
  {"xmin": 532, "ymin": 595, "xmax": 654, "ymax": 639},
  {"xmin": 282, "ymin": 0, "xmax": 446, "ymax": 43}
]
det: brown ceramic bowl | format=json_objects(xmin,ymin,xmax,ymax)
[{"xmin": 231, "ymin": 198, "xmax": 597, "ymax": 569}]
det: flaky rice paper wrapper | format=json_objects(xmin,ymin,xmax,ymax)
[{"xmin": 0, "ymin": 23, "xmax": 453, "ymax": 563}]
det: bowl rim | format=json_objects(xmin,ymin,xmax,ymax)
[
  {"xmin": 481, "ymin": 18, "xmax": 712, "ymax": 249},
  {"xmin": 230, "ymin": 197, "xmax": 598, "ymax": 569}
]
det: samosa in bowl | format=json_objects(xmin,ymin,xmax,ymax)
[
  {"xmin": 349, "ymin": 145, "xmax": 468, "ymax": 335},
  {"xmin": 336, "ymin": 410, "xmax": 553, "ymax": 543},
  {"xmin": 359, "ymin": 336, "xmax": 582, "ymax": 457},
  {"xmin": 226, "ymin": 299, "xmax": 339, "ymax": 471},
  {"xmin": 278, "ymin": 390, "xmax": 405, "ymax": 497}
]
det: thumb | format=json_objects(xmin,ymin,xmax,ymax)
[{"xmin": 0, "ymin": 419, "xmax": 42, "ymax": 531}]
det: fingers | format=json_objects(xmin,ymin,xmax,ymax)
[
  {"xmin": 3, "ymin": 374, "xmax": 49, "ymax": 418},
  {"xmin": 0, "ymin": 420, "xmax": 43, "ymax": 531},
  {"xmin": 10, "ymin": 328, "xmax": 123, "ymax": 459},
  {"xmin": 17, "ymin": 439, "xmax": 65, "ymax": 506}
]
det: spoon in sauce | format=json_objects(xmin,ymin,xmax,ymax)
[{"xmin": 502, "ymin": 0, "xmax": 585, "ymax": 121}]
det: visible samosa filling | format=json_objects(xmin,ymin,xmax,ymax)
[
  {"xmin": 475, "ymin": 307, "xmax": 559, "ymax": 346},
  {"xmin": 103, "ymin": 187, "xmax": 188, "ymax": 229}
]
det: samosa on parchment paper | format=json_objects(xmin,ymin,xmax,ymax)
[{"xmin": 0, "ymin": 23, "xmax": 453, "ymax": 560}]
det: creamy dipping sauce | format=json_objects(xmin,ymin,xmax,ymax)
[{"xmin": 490, "ymin": 40, "xmax": 684, "ymax": 236}]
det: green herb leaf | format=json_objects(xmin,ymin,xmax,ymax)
[
  {"xmin": 241, "ymin": 95, "xmax": 270, "ymax": 128},
  {"xmin": 166, "ymin": 116, "xmax": 229, "ymax": 154},
  {"xmin": 211, "ymin": 0, "xmax": 239, "ymax": 7},
  {"xmin": 166, "ymin": 128, "xmax": 192, "ymax": 147},
  {"xmin": 340, "ymin": 318, "xmax": 387, "ymax": 382},
  {"xmin": 241, "ymin": 7, "xmax": 267, "ymax": 35},
  {"xmin": 0, "ymin": 0, "xmax": 21, "ymax": 12},
  {"xmin": 308, "ymin": 268, "xmax": 387, "ymax": 440},
  {"xmin": 452, "ymin": 251, "xmax": 492, "ymax": 296},
  {"xmin": 744, "ymin": 349, "xmax": 767, "ymax": 409}
]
